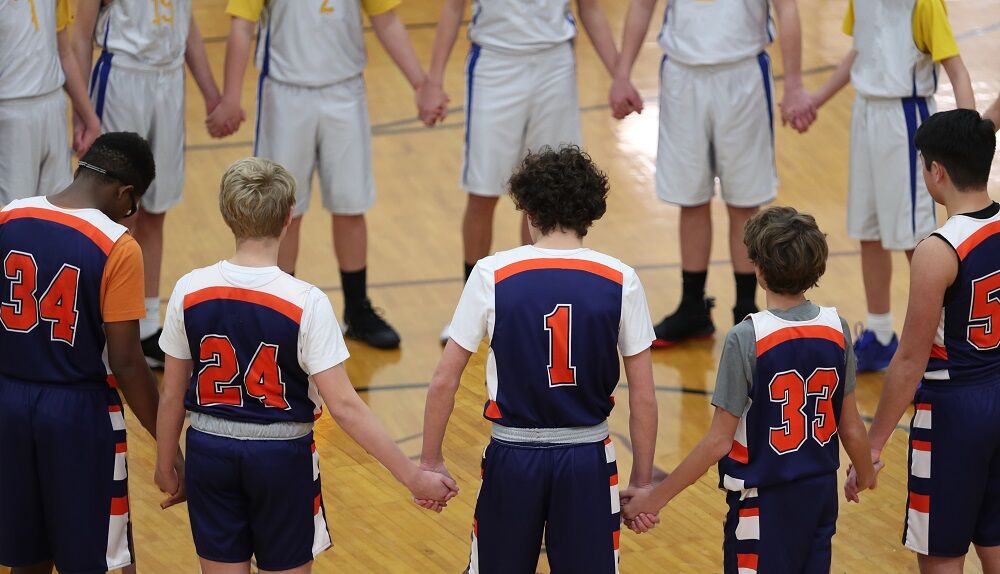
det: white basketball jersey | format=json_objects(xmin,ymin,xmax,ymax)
[
  {"xmin": 95, "ymin": 0, "xmax": 192, "ymax": 69},
  {"xmin": 0, "ymin": 0, "xmax": 67, "ymax": 100},
  {"xmin": 658, "ymin": 0, "xmax": 772, "ymax": 66},
  {"xmin": 467, "ymin": 0, "xmax": 577, "ymax": 54},
  {"xmin": 849, "ymin": 0, "xmax": 937, "ymax": 98}
]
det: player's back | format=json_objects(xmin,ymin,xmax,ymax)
[
  {"xmin": 0, "ymin": 196, "xmax": 131, "ymax": 386},
  {"xmin": 719, "ymin": 307, "xmax": 847, "ymax": 491},
  {"xmin": 927, "ymin": 203, "xmax": 1000, "ymax": 385},
  {"xmin": 172, "ymin": 261, "xmax": 327, "ymax": 425},
  {"xmin": 456, "ymin": 245, "xmax": 648, "ymax": 429}
]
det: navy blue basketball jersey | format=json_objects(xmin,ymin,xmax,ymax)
[
  {"xmin": 925, "ymin": 204, "xmax": 1000, "ymax": 385},
  {"xmin": 448, "ymin": 246, "xmax": 655, "ymax": 429},
  {"xmin": 0, "ymin": 197, "xmax": 138, "ymax": 386},
  {"xmin": 168, "ymin": 265, "xmax": 331, "ymax": 425},
  {"xmin": 719, "ymin": 307, "xmax": 847, "ymax": 491}
]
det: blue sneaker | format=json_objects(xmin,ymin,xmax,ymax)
[{"xmin": 853, "ymin": 328, "xmax": 898, "ymax": 372}]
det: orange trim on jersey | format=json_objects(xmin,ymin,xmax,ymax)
[
  {"xmin": 915, "ymin": 403, "xmax": 932, "ymax": 411},
  {"xmin": 0, "ymin": 208, "xmax": 115, "ymax": 255},
  {"xmin": 755, "ymin": 325, "xmax": 845, "ymax": 357},
  {"xmin": 737, "ymin": 553, "xmax": 758, "ymax": 570},
  {"xmin": 473, "ymin": 520, "xmax": 479, "ymax": 537},
  {"xmin": 108, "ymin": 405, "xmax": 122, "ymax": 413},
  {"xmin": 310, "ymin": 442, "xmax": 317, "ymax": 454},
  {"xmin": 610, "ymin": 474, "xmax": 619, "ymax": 487},
  {"xmin": 909, "ymin": 492, "xmax": 930, "ymax": 513},
  {"xmin": 930, "ymin": 345, "xmax": 948, "ymax": 360},
  {"xmin": 183, "ymin": 287, "xmax": 303, "ymax": 324},
  {"xmin": 115, "ymin": 442, "xmax": 127, "ymax": 454},
  {"xmin": 313, "ymin": 408, "xmax": 323, "ymax": 421},
  {"xmin": 494, "ymin": 258, "xmax": 623, "ymax": 285},
  {"xmin": 729, "ymin": 441, "xmax": 749, "ymax": 464},
  {"xmin": 613, "ymin": 530, "xmax": 621, "ymax": 550},
  {"xmin": 484, "ymin": 400, "xmax": 503, "ymax": 419},
  {"xmin": 912, "ymin": 440, "xmax": 932, "ymax": 452},
  {"xmin": 110, "ymin": 496, "xmax": 129, "ymax": 516},
  {"xmin": 106, "ymin": 375, "xmax": 119, "ymax": 389},
  {"xmin": 738, "ymin": 508, "xmax": 760, "ymax": 518},
  {"xmin": 956, "ymin": 221, "xmax": 1000, "ymax": 260},
  {"xmin": 313, "ymin": 495, "xmax": 322, "ymax": 516},
  {"xmin": 604, "ymin": 437, "xmax": 612, "ymax": 446}
]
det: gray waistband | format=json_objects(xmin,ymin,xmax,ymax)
[
  {"xmin": 491, "ymin": 421, "xmax": 609, "ymax": 444},
  {"xmin": 189, "ymin": 412, "xmax": 312, "ymax": 441}
]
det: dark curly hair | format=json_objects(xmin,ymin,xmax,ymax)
[
  {"xmin": 77, "ymin": 132, "xmax": 156, "ymax": 195},
  {"xmin": 508, "ymin": 145, "xmax": 609, "ymax": 237},
  {"xmin": 744, "ymin": 206, "xmax": 828, "ymax": 295}
]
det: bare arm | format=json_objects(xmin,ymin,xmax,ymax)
[
  {"xmin": 420, "ymin": 340, "xmax": 473, "ymax": 466},
  {"xmin": 425, "ymin": 0, "xmax": 466, "ymax": 87},
  {"xmin": 315, "ymin": 363, "xmax": 458, "ymax": 502},
  {"xmin": 576, "ymin": 0, "xmax": 617, "ymax": 76},
  {"xmin": 811, "ymin": 49, "xmax": 856, "ymax": 109},
  {"xmin": 624, "ymin": 349, "xmax": 657, "ymax": 487},
  {"xmin": 205, "ymin": 17, "xmax": 253, "ymax": 137},
  {"xmin": 869, "ymin": 237, "xmax": 956, "ymax": 454},
  {"xmin": 608, "ymin": 0, "xmax": 656, "ymax": 118},
  {"xmin": 58, "ymin": 28, "xmax": 101, "ymax": 154},
  {"xmin": 153, "ymin": 355, "xmax": 192, "ymax": 509},
  {"xmin": 772, "ymin": 0, "xmax": 814, "ymax": 131},
  {"xmin": 70, "ymin": 0, "xmax": 101, "ymax": 87},
  {"xmin": 838, "ymin": 391, "xmax": 876, "ymax": 500},
  {"xmin": 940, "ymin": 55, "xmax": 975, "ymax": 110},
  {"xmin": 106, "ymin": 320, "xmax": 159, "ymax": 437},
  {"xmin": 369, "ymin": 9, "xmax": 426, "ymax": 91},
  {"xmin": 185, "ymin": 17, "xmax": 222, "ymax": 114},
  {"xmin": 985, "ymin": 94, "xmax": 1000, "ymax": 131}
]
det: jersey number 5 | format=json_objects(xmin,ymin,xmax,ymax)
[
  {"xmin": 768, "ymin": 368, "xmax": 839, "ymax": 455},
  {"xmin": 0, "ymin": 251, "xmax": 80, "ymax": 345},
  {"xmin": 197, "ymin": 335, "xmax": 291, "ymax": 410},
  {"xmin": 968, "ymin": 270, "xmax": 1000, "ymax": 351},
  {"xmin": 544, "ymin": 304, "xmax": 577, "ymax": 386}
]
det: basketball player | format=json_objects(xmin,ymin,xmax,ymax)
[
  {"xmin": 808, "ymin": 0, "xmax": 974, "ymax": 372},
  {"xmin": 855, "ymin": 110, "xmax": 1000, "ymax": 572},
  {"xmin": 419, "ymin": 0, "xmax": 619, "ymax": 342},
  {"xmin": 0, "ymin": 0, "xmax": 101, "ymax": 203},
  {"xmin": 155, "ymin": 158, "xmax": 457, "ymax": 574},
  {"xmin": 623, "ymin": 206, "xmax": 878, "ymax": 573},
  {"xmin": 207, "ymin": 0, "xmax": 448, "ymax": 350},
  {"xmin": 610, "ymin": 0, "xmax": 814, "ymax": 348},
  {"xmin": 419, "ymin": 147, "xmax": 659, "ymax": 573},
  {"xmin": 72, "ymin": 0, "xmax": 224, "ymax": 368},
  {"xmin": 0, "ymin": 133, "xmax": 181, "ymax": 573}
]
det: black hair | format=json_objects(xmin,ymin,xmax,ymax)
[
  {"xmin": 76, "ymin": 132, "xmax": 156, "ymax": 195},
  {"xmin": 508, "ymin": 145, "xmax": 609, "ymax": 237},
  {"xmin": 914, "ymin": 109, "xmax": 995, "ymax": 191}
]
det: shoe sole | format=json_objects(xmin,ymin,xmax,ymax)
[{"xmin": 651, "ymin": 331, "xmax": 715, "ymax": 349}]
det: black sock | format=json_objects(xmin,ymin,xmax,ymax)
[
  {"xmin": 681, "ymin": 270, "xmax": 708, "ymax": 306},
  {"xmin": 734, "ymin": 272, "xmax": 758, "ymax": 308},
  {"xmin": 464, "ymin": 262, "xmax": 475, "ymax": 283},
  {"xmin": 341, "ymin": 267, "xmax": 367, "ymax": 313}
]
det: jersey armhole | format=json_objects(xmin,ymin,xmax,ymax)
[{"xmin": 928, "ymin": 232, "xmax": 961, "ymax": 305}]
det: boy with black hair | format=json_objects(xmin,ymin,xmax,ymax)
[
  {"xmin": 0, "ymin": 132, "xmax": 178, "ymax": 573},
  {"xmin": 623, "ymin": 206, "xmax": 877, "ymax": 573},
  {"xmin": 857, "ymin": 109, "xmax": 1000, "ymax": 571},
  {"xmin": 420, "ymin": 146, "xmax": 659, "ymax": 573}
]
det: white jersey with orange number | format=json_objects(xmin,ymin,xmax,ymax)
[
  {"xmin": 467, "ymin": 0, "xmax": 577, "ymax": 54},
  {"xmin": 658, "ymin": 0, "xmax": 772, "ymax": 66},
  {"xmin": 226, "ymin": 0, "xmax": 401, "ymax": 87},
  {"xmin": 0, "ymin": 0, "xmax": 71, "ymax": 100},
  {"xmin": 95, "ymin": 0, "xmax": 192, "ymax": 69}
]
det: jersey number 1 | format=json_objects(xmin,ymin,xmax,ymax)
[
  {"xmin": 197, "ymin": 335, "xmax": 291, "ymax": 410},
  {"xmin": 768, "ymin": 368, "xmax": 839, "ymax": 455},
  {"xmin": 968, "ymin": 270, "xmax": 1000, "ymax": 351},
  {"xmin": 544, "ymin": 304, "xmax": 576, "ymax": 386},
  {"xmin": 0, "ymin": 251, "xmax": 80, "ymax": 345}
]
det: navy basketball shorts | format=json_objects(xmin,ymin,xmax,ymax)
[
  {"xmin": 468, "ymin": 437, "xmax": 620, "ymax": 574},
  {"xmin": 723, "ymin": 472, "xmax": 838, "ymax": 574},
  {"xmin": 185, "ymin": 429, "xmax": 332, "ymax": 571},
  {"xmin": 904, "ymin": 381, "xmax": 1000, "ymax": 557},
  {"xmin": 0, "ymin": 377, "xmax": 133, "ymax": 573}
]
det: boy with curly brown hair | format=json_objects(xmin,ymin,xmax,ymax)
[
  {"xmin": 623, "ymin": 206, "xmax": 877, "ymax": 573},
  {"xmin": 419, "ymin": 146, "xmax": 659, "ymax": 573}
]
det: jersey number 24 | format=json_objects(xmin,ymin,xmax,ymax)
[{"xmin": 197, "ymin": 335, "xmax": 291, "ymax": 410}]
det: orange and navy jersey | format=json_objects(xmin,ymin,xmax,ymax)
[
  {"xmin": 719, "ymin": 307, "xmax": 847, "ymax": 491},
  {"xmin": 925, "ymin": 202, "xmax": 1000, "ymax": 385},
  {"xmin": 160, "ymin": 262, "xmax": 349, "ymax": 425},
  {"xmin": 448, "ymin": 246, "xmax": 655, "ymax": 428},
  {"xmin": 0, "ymin": 196, "xmax": 144, "ymax": 386}
]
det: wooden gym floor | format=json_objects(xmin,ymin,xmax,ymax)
[{"xmin": 7, "ymin": 1, "xmax": 1000, "ymax": 572}]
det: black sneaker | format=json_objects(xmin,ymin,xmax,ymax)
[
  {"xmin": 141, "ymin": 329, "xmax": 165, "ymax": 369},
  {"xmin": 344, "ymin": 299, "xmax": 401, "ymax": 350},
  {"xmin": 652, "ymin": 297, "xmax": 716, "ymax": 348},
  {"xmin": 733, "ymin": 302, "xmax": 759, "ymax": 325}
]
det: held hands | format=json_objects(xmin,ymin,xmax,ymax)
[
  {"xmin": 779, "ymin": 85, "xmax": 817, "ymax": 134},
  {"xmin": 205, "ymin": 95, "xmax": 246, "ymax": 139},
  {"xmin": 416, "ymin": 80, "xmax": 449, "ymax": 127},
  {"xmin": 72, "ymin": 111, "xmax": 101, "ymax": 156},
  {"xmin": 844, "ymin": 449, "xmax": 885, "ymax": 503},
  {"xmin": 153, "ymin": 450, "xmax": 188, "ymax": 510},
  {"xmin": 410, "ymin": 460, "xmax": 459, "ymax": 513},
  {"xmin": 609, "ymin": 75, "xmax": 644, "ymax": 120},
  {"xmin": 620, "ymin": 484, "xmax": 661, "ymax": 534}
]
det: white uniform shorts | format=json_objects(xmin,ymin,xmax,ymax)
[
  {"xmin": 462, "ymin": 41, "xmax": 581, "ymax": 197},
  {"xmin": 254, "ymin": 75, "xmax": 374, "ymax": 217},
  {"xmin": 0, "ymin": 89, "xmax": 71, "ymax": 204},
  {"xmin": 848, "ymin": 95, "xmax": 937, "ymax": 251},
  {"xmin": 656, "ymin": 53, "xmax": 777, "ymax": 208},
  {"xmin": 89, "ymin": 54, "xmax": 185, "ymax": 214}
]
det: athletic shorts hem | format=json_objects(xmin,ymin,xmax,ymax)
[
  {"xmin": 105, "ymin": 559, "xmax": 135, "ymax": 571},
  {"xmin": 848, "ymin": 231, "xmax": 921, "ymax": 251},
  {"xmin": 656, "ymin": 191, "xmax": 716, "ymax": 207},
  {"xmin": 321, "ymin": 202, "xmax": 372, "ymax": 217},
  {"xmin": 973, "ymin": 538, "xmax": 1000, "ymax": 549},
  {"xmin": 722, "ymin": 193, "xmax": 776, "ymax": 209},
  {"xmin": 195, "ymin": 552, "xmax": 253, "ymax": 565},
  {"xmin": 139, "ymin": 196, "xmax": 180, "ymax": 215},
  {"xmin": 462, "ymin": 185, "xmax": 504, "ymax": 198},
  {"xmin": 904, "ymin": 541, "xmax": 968, "ymax": 558},
  {"xmin": 255, "ymin": 542, "xmax": 329, "ymax": 572}
]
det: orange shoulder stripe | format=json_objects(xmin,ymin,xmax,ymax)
[
  {"xmin": 494, "ymin": 258, "xmax": 623, "ymax": 285},
  {"xmin": 183, "ymin": 287, "xmax": 303, "ymax": 324},
  {"xmin": 0, "ymin": 207, "xmax": 115, "ymax": 255},
  {"xmin": 956, "ymin": 221, "xmax": 1000, "ymax": 260},
  {"xmin": 755, "ymin": 325, "xmax": 845, "ymax": 357}
]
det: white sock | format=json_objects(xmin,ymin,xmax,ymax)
[
  {"xmin": 867, "ymin": 312, "xmax": 894, "ymax": 346},
  {"xmin": 139, "ymin": 297, "xmax": 160, "ymax": 339}
]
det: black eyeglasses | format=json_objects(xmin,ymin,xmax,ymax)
[{"xmin": 79, "ymin": 161, "xmax": 139, "ymax": 217}]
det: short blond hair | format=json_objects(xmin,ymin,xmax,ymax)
[{"xmin": 219, "ymin": 157, "xmax": 296, "ymax": 239}]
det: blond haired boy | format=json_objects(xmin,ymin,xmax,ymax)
[{"xmin": 155, "ymin": 158, "xmax": 457, "ymax": 574}]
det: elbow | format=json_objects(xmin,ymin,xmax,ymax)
[{"xmin": 707, "ymin": 433, "xmax": 735, "ymax": 461}]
